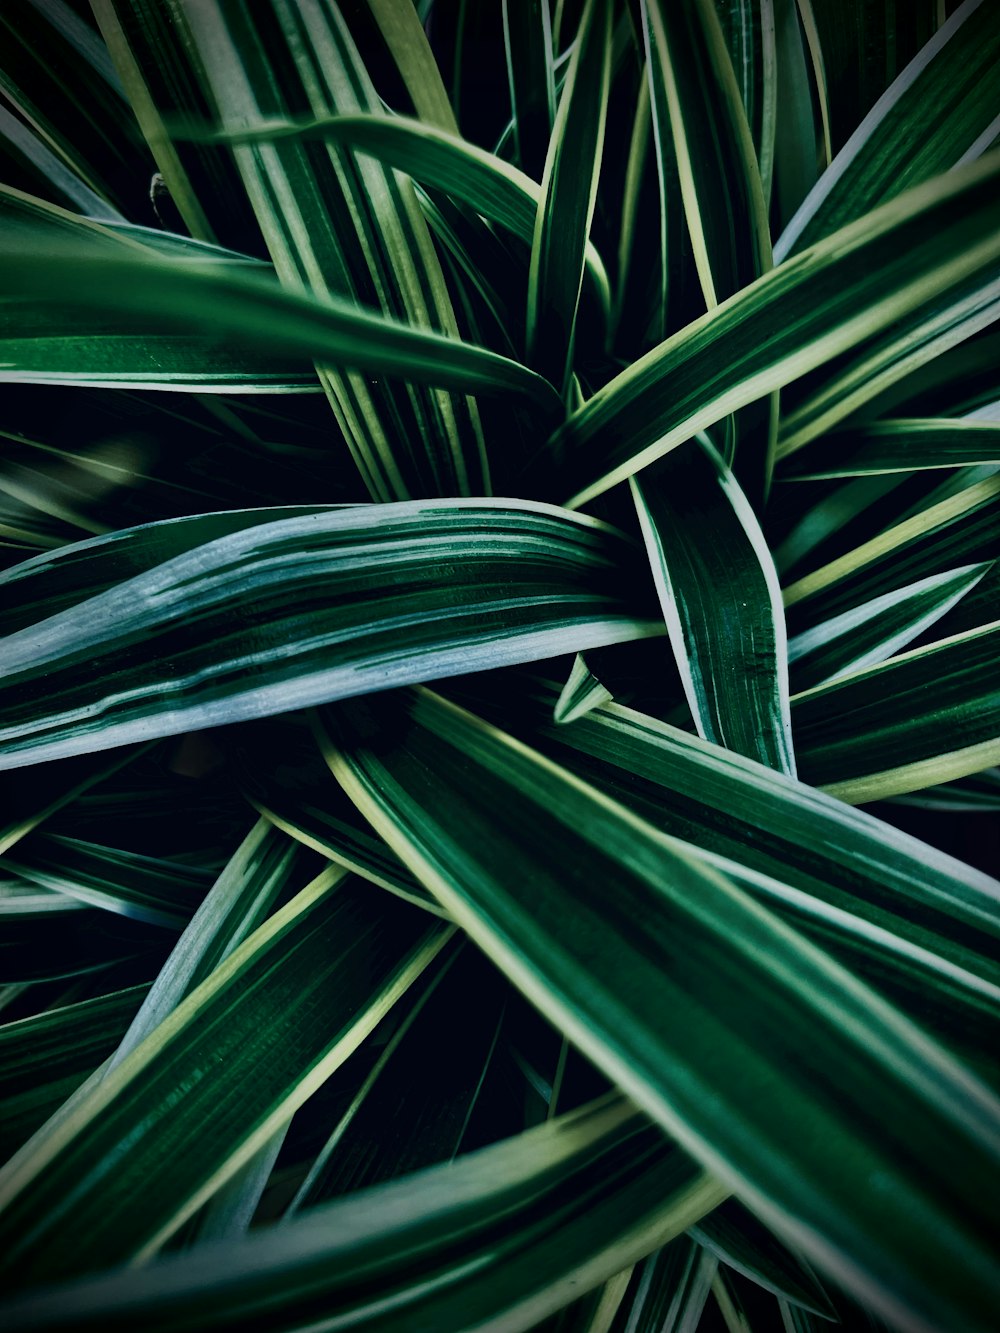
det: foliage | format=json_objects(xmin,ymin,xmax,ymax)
[{"xmin": 0, "ymin": 1, "xmax": 998, "ymax": 1330}]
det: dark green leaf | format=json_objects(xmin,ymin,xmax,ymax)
[
  {"xmin": 0, "ymin": 501, "xmax": 657, "ymax": 769},
  {"xmin": 633, "ymin": 435, "xmax": 794, "ymax": 772},
  {"xmin": 321, "ymin": 687, "xmax": 1000, "ymax": 1333}
]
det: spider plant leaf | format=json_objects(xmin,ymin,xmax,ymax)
[
  {"xmin": 203, "ymin": 112, "xmax": 611, "ymax": 315},
  {"xmin": 526, "ymin": 0, "xmax": 612, "ymax": 394},
  {"xmin": 804, "ymin": 0, "xmax": 939, "ymax": 153},
  {"xmin": 779, "ymin": 417, "xmax": 1000, "ymax": 479},
  {"xmin": 503, "ymin": 0, "xmax": 556, "ymax": 179},
  {"xmin": 777, "ymin": 0, "xmax": 999, "ymax": 258},
  {"xmin": 0, "ymin": 501, "xmax": 658, "ymax": 770},
  {"xmin": 0, "ymin": 505, "xmax": 338, "ymax": 636},
  {"xmin": 0, "ymin": 867, "xmax": 446, "ymax": 1282},
  {"xmin": 363, "ymin": 0, "xmax": 458, "ymax": 132},
  {"xmin": 554, "ymin": 653, "xmax": 613, "ymax": 725},
  {"xmin": 776, "ymin": 277, "xmax": 1000, "ymax": 455},
  {"xmin": 3, "ymin": 833, "xmax": 213, "ymax": 929},
  {"xmin": 641, "ymin": 0, "xmax": 776, "ymax": 500},
  {"xmin": 0, "ymin": 983, "xmax": 149, "ymax": 1159},
  {"xmin": 0, "ymin": 103, "xmax": 120, "ymax": 221},
  {"xmin": 0, "ymin": 1, "xmax": 141, "ymax": 220},
  {"xmin": 891, "ymin": 768, "xmax": 1000, "ymax": 814},
  {"xmin": 642, "ymin": 0, "xmax": 771, "ymax": 309},
  {"xmin": 448, "ymin": 676, "xmax": 1000, "ymax": 1034},
  {"xmin": 793, "ymin": 620, "xmax": 1000, "ymax": 800},
  {"xmin": 787, "ymin": 562, "xmax": 991, "ymax": 690},
  {"xmin": 320, "ymin": 686, "xmax": 1000, "ymax": 1333},
  {"xmin": 632, "ymin": 435, "xmax": 794, "ymax": 773},
  {"xmin": 237, "ymin": 718, "xmax": 437, "ymax": 913},
  {"xmin": 535, "ymin": 151, "xmax": 1000, "ymax": 508},
  {"xmin": 691, "ymin": 1198, "xmax": 836, "ymax": 1316},
  {"xmin": 89, "ymin": 0, "xmax": 219, "ymax": 241},
  {"xmin": 0, "ymin": 1096, "xmax": 722, "ymax": 1333},
  {"xmin": 611, "ymin": 1237, "xmax": 718, "ymax": 1333},
  {"xmin": 770, "ymin": 0, "xmax": 824, "ymax": 229},
  {"xmin": 716, "ymin": 0, "xmax": 778, "ymax": 210},
  {"xmin": 781, "ymin": 473, "xmax": 1000, "ymax": 611},
  {"xmin": 106, "ymin": 820, "xmax": 305, "ymax": 1067},
  {"xmin": 180, "ymin": 0, "xmax": 489, "ymax": 501},
  {"xmin": 0, "ymin": 240, "xmax": 556, "ymax": 406}
]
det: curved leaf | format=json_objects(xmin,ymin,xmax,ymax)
[
  {"xmin": 777, "ymin": 0, "xmax": 1000, "ymax": 258},
  {"xmin": 0, "ymin": 501, "xmax": 658, "ymax": 769},
  {"xmin": 0, "ymin": 868, "xmax": 444, "ymax": 1282},
  {"xmin": 0, "ymin": 1095, "xmax": 722, "ymax": 1333},
  {"xmin": 321, "ymin": 687, "xmax": 1000, "ymax": 1333},
  {"xmin": 533, "ymin": 151, "xmax": 1000, "ymax": 507},
  {"xmin": 632, "ymin": 435, "xmax": 794, "ymax": 773}
]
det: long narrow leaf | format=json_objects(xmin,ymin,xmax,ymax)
[
  {"xmin": 632, "ymin": 435, "xmax": 794, "ymax": 772},
  {"xmin": 321, "ymin": 687, "xmax": 1000, "ymax": 1333},
  {"xmin": 533, "ymin": 152, "xmax": 1000, "ymax": 507},
  {"xmin": 0, "ymin": 501, "xmax": 658, "ymax": 769}
]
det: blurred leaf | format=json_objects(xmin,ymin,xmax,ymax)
[
  {"xmin": 0, "ymin": 238, "xmax": 555, "ymax": 404},
  {"xmin": 691, "ymin": 1198, "xmax": 835, "ymax": 1317},
  {"xmin": 503, "ymin": 0, "xmax": 556, "ymax": 178}
]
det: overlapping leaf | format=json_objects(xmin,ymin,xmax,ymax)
[{"xmin": 320, "ymin": 687, "xmax": 1000, "ymax": 1333}]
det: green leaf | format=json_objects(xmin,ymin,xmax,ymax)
[
  {"xmin": 0, "ymin": 238, "xmax": 555, "ymax": 406},
  {"xmin": 363, "ymin": 0, "xmax": 459, "ymax": 132},
  {"xmin": 447, "ymin": 676, "xmax": 1000, "ymax": 1056},
  {"xmin": 3, "ymin": 832, "xmax": 212, "ymax": 929},
  {"xmin": 0, "ymin": 867, "xmax": 445, "ymax": 1282},
  {"xmin": 0, "ymin": 1095, "xmax": 723, "ymax": 1333},
  {"xmin": 554, "ymin": 654, "xmax": 613, "ymax": 725},
  {"xmin": 179, "ymin": 0, "xmax": 489, "ymax": 501},
  {"xmin": 804, "ymin": 0, "xmax": 938, "ymax": 153},
  {"xmin": 533, "ymin": 151, "xmax": 1000, "ymax": 507},
  {"xmin": 609, "ymin": 1237, "xmax": 718, "ymax": 1333},
  {"xmin": 641, "ymin": 0, "xmax": 776, "ymax": 500},
  {"xmin": 691, "ymin": 1199, "xmax": 835, "ymax": 1317},
  {"xmin": 777, "ymin": 0, "xmax": 1000, "ymax": 258},
  {"xmin": 782, "ymin": 473, "xmax": 1000, "ymax": 609},
  {"xmin": 106, "ymin": 820, "xmax": 304, "ymax": 1067},
  {"xmin": 793, "ymin": 620, "xmax": 1000, "ymax": 800},
  {"xmin": 526, "ymin": 0, "xmax": 612, "ymax": 394},
  {"xmin": 502, "ymin": 0, "xmax": 556, "ymax": 179},
  {"xmin": 0, "ymin": 983, "xmax": 149, "ymax": 1159},
  {"xmin": 201, "ymin": 112, "xmax": 611, "ymax": 317},
  {"xmin": 716, "ymin": 0, "xmax": 778, "ymax": 210},
  {"xmin": 286, "ymin": 940, "xmax": 505, "ymax": 1208},
  {"xmin": 0, "ymin": 501, "xmax": 658, "ymax": 769},
  {"xmin": 778, "ymin": 417, "xmax": 1000, "ymax": 479},
  {"xmin": 632, "ymin": 435, "xmax": 795, "ymax": 773},
  {"xmin": 321, "ymin": 687, "xmax": 1000, "ymax": 1333},
  {"xmin": 642, "ymin": 0, "xmax": 771, "ymax": 308},
  {"xmin": 787, "ymin": 562, "xmax": 990, "ymax": 690}
]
